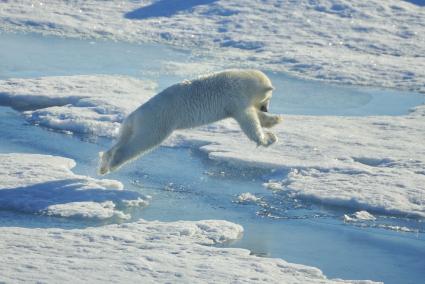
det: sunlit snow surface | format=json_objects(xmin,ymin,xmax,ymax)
[
  {"xmin": 1, "ymin": 219, "xmax": 378, "ymax": 284},
  {"xmin": 0, "ymin": 6, "xmax": 424, "ymax": 283},
  {"xmin": 0, "ymin": 0, "xmax": 424, "ymax": 92}
]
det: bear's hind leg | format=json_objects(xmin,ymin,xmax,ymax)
[
  {"xmin": 99, "ymin": 121, "xmax": 173, "ymax": 174},
  {"xmin": 98, "ymin": 116, "xmax": 135, "ymax": 174}
]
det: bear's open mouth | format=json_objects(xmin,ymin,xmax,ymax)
[{"xmin": 260, "ymin": 105, "xmax": 268, "ymax": 112}]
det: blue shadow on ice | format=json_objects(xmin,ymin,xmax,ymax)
[
  {"xmin": 0, "ymin": 179, "xmax": 143, "ymax": 215},
  {"xmin": 125, "ymin": 0, "xmax": 218, "ymax": 19}
]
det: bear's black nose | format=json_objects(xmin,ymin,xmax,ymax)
[{"xmin": 260, "ymin": 105, "xmax": 268, "ymax": 112}]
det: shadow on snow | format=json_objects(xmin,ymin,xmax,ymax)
[
  {"xmin": 0, "ymin": 179, "xmax": 142, "ymax": 215},
  {"xmin": 125, "ymin": 0, "xmax": 218, "ymax": 19},
  {"xmin": 403, "ymin": 0, "xmax": 425, "ymax": 6}
]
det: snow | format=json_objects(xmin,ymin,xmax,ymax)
[
  {"xmin": 237, "ymin": 192, "xmax": 261, "ymax": 203},
  {"xmin": 0, "ymin": 153, "xmax": 148, "ymax": 220},
  {"xmin": 187, "ymin": 110, "xmax": 425, "ymax": 217},
  {"xmin": 343, "ymin": 211, "xmax": 376, "ymax": 222},
  {"xmin": 263, "ymin": 181, "xmax": 284, "ymax": 191},
  {"xmin": 0, "ymin": 153, "xmax": 376, "ymax": 283},
  {"xmin": 343, "ymin": 211, "xmax": 420, "ymax": 233},
  {"xmin": 45, "ymin": 201, "xmax": 130, "ymax": 220},
  {"xmin": 0, "ymin": 219, "xmax": 377, "ymax": 283},
  {"xmin": 0, "ymin": 0, "xmax": 424, "ymax": 93},
  {"xmin": 376, "ymin": 224, "xmax": 416, "ymax": 233},
  {"xmin": 1, "ymin": 74, "xmax": 424, "ymax": 218}
]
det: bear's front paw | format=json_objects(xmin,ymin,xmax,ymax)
[{"xmin": 262, "ymin": 132, "xmax": 278, "ymax": 147}]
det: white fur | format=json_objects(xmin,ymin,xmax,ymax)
[{"xmin": 99, "ymin": 69, "xmax": 283, "ymax": 174}]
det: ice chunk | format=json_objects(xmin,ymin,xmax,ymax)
[
  {"xmin": 377, "ymin": 224, "xmax": 416, "ymax": 233},
  {"xmin": 45, "ymin": 201, "xmax": 131, "ymax": 220},
  {"xmin": 236, "ymin": 192, "xmax": 261, "ymax": 203},
  {"xmin": 263, "ymin": 181, "xmax": 284, "ymax": 191},
  {"xmin": 0, "ymin": 153, "xmax": 148, "ymax": 219},
  {"xmin": 343, "ymin": 211, "xmax": 376, "ymax": 222}
]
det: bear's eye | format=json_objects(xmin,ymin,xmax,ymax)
[{"xmin": 260, "ymin": 105, "xmax": 268, "ymax": 112}]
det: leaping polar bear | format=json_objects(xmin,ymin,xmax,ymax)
[{"xmin": 99, "ymin": 69, "xmax": 283, "ymax": 175}]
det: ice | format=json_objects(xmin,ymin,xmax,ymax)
[
  {"xmin": 351, "ymin": 211, "xmax": 376, "ymax": 221},
  {"xmin": 0, "ymin": 1, "xmax": 424, "ymax": 93},
  {"xmin": 185, "ymin": 110, "xmax": 425, "ymax": 217},
  {"xmin": 0, "ymin": 218, "xmax": 377, "ymax": 283},
  {"xmin": 1, "ymin": 74, "xmax": 424, "ymax": 218},
  {"xmin": 343, "ymin": 211, "xmax": 376, "ymax": 222},
  {"xmin": 0, "ymin": 150, "xmax": 373, "ymax": 283},
  {"xmin": 263, "ymin": 181, "xmax": 284, "ymax": 191},
  {"xmin": 1, "ymin": 32, "xmax": 423, "ymax": 117},
  {"xmin": 0, "ymin": 107, "xmax": 418, "ymax": 283},
  {"xmin": 0, "ymin": 153, "xmax": 148, "ymax": 219},
  {"xmin": 237, "ymin": 192, "xmax": 261, "ymax": 203},
  {"xmin": 45, "ymin": 201, "xmax": 131, "ymax": 220},
  {"xmin": 0, "ymin": 0, "xmax": 424, "ymax": 280},
  {"xmin": 0, "ymin": 75, "xmax": 156, "ymax": 137},
  {"xmin": 376, "ymin": 225, "xmax": 415, "ymax": 233},
  {"xmin": 343, "ymin": 211, "xmax": 420, "ymax": 233}
]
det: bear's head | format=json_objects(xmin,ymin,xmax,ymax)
[{"xmin": 235, "ymin": 69, "xmax": 274, "ymax": 112}]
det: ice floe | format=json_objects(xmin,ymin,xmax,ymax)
[
  {"xmin": 0, "ymin": 153, "xmax": 148, "ymax": 219},
  {"xmin": 188, "ymin": 110, "xmax": 425, "ymax": 217},
  {"xmin": 343, "ymin": 211, "xmax": 421, "ymax": 233},
  {"xmin": 263, "ymin": 181, "xmax": 284, "ymax": 191},
  {"xmin": 0, "ymin": 218, "xmax": 378, "ymax": 283},
  {"xmin": 0, "ymin": 75, "xmax": 156, "ymax": 137},
  {"xmin": 0, "ymin": 0, "xmax": 424, "ymax": 92},
  {"xmin": 376, "ymin": 224, "xmax": 416, "ymax": 233},
  {"xmin": 236, "ymin": 192, "xmax": 261, "ymax": 203},
  {"xmin": 343, "ymin": 211, "xmax": 376, "ymax": 222}
]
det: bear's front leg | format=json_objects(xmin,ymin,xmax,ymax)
[
  {"xmin": 235, "ymin": 108, "xmax": 278, "ymax": 147},
  {"xmin": 257, "ymin": 111, "xmax": 283, "ymax": 128}
]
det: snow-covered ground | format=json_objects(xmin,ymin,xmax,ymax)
[
  {"xmin": 1, "ymin": 74, "xmax": 424, "ymax": 218},
  {"xmin": 0, "ymin": 218, "xmax": 377, "ymax": 284},
  {"xmin": 0, "ymin": 153, "xmax": 377, "ymax": 283},
  {"xmin": 0, "ymin": 0, "xmax": 424, "ymax": 93},
  {"xmin": 188, "ymin": 108, "xmax": 425, "ymax": 218}
]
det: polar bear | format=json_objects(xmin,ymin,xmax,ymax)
[{"xmin": 99, "ymin": 69, "xmax": 283, "ymax": 175}]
